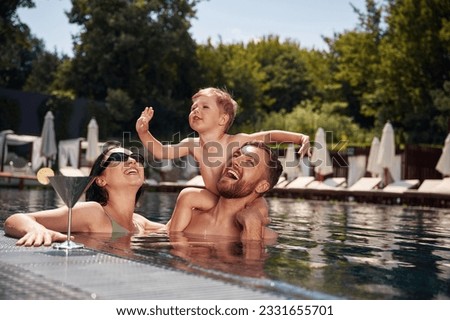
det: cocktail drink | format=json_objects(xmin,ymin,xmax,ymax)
[{"xmin": 48, "ymin": 175, "xmax": 95, "ymax": 249}]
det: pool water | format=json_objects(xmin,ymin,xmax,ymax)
[{"xmin": 1, "ymin": 188, "xmax": 449, "ymax": 299}]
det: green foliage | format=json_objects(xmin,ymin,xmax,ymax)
[
  {"xmin": 0, "ymin": 0, "xmax": 44, "ymax": 89},
  {"xmin": 247, "ymin": 36, "xmax": 313, "ymax": 113},
  {"xmin": 260, "ymin": 103, "xmax": 371, "ymax": 147},
  {"xmin": 65, "ymin": 0, "xmax": 199, "ymax": 139},
  {"xmin": 22, "ymin": 51, "xmax": 63, "ymax": 94},
  {"xmin": 431, "ymin": 81, "xmax": 450, "ymax": 133},
  {"xmin": 3, "ymin": 0, "xmax": 450, "ymax": 147},
  {"xmin": 105, "ymin": 88, "xmax": 134, "ymax": 135},
  {"xmin": 372, "ymin": 0, "xmax": 450, "ymax": 143}
]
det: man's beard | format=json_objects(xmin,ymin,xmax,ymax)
[{"xmin": 217, "ymin": 178, "xmax": 257, "ymax": 199}]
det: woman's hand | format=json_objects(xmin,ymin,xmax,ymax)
[{"xmin": 15, "ymin": 226, "xmax": 69, "ymax": 247}]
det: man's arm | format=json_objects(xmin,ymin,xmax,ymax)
[
  {"xmin": 237, "ymin": 130, "xmax": 311, "ymax": 158},
  {"xmin": 136, "ymin": 107, "xmax": 192, "ymax": 159}
]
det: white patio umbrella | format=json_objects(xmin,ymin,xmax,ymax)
[
  {"xmin": 366, "ymin": 137, "xmax": 382, "ymax": 177},
  {"xmin": 40, "ymin": 111, "xmax": 57, "ymax": 167},
  {"xmin": 311, "ymin": 127, "xmax": 333, "ymax": 181},
  {"xmin": 377, "ymin": 122, "xmax": 395, "ymax": 186},
  {"xmin": 435, "ymin": 133, "xmax": 450, "ymax": 176},
  {"xmin": 86, "ymin": 117, "xmax": 100, "ymax": 163},
  {"xmin": 283, "ymin": 143, "xmax": 299, "ymax": 181}
]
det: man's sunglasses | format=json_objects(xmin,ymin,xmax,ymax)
[{"xmin": 104, "ymin": 152, "xmax": 145, "ymax": 165}]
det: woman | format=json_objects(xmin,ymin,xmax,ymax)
[{"xmin": 4, "ymin": 145, "xmax": 164, "ymax": 247}]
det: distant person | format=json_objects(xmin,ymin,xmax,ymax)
[
  {"xmin": 136, "ymin": 87, "xmax": 309, "ymax": 232},
  {"xmin": 4, "ymin": 145, "xmax": 164, "ymax": 247},
  {"xmin": 166, "ymin": 141, "xmax": 283, "ymax": 241}
]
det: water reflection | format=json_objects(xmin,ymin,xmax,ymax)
[{"xmin": 1, "ymin": 190, "xmax": 450, "ymax": 299}]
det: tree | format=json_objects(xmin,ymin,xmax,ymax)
[
  {"xmin": 23, "ymin": 51, "xmax": 64, "ymax": 94},
  {"xmin": 63, "ymin": 0, "xmax": 200, "ymax": 139},
  {"xmin": 196, "ymin": 41, "xmax": 267, "ymax": 132},
  {"xmin": 374, "ymin": 0, "xmax": 450, "ymax": 144},
  {"xmin": 0, "ymin": 0, "xmax": 42, "ymax": 89},
  {"xmin": 248, "ymin": 36, "xmax": 313, "ymax": 113},
  {"xmin": 325, "ymin": 0, "xmax": 383, "ymax": 129}
]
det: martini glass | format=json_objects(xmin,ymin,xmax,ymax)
[{"xmin": 49, "ymin": 175, "xmax": 95, "ymax": 250}]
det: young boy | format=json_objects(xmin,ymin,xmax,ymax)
[{"xmin": 136, "ymin": 87, "xmax": 310, "ymax": 233}]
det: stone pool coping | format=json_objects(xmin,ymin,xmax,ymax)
[{"xmin": 0, "ymin": 233, "xmax": 288, "ymax": 300}]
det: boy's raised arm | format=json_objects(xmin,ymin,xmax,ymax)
[
  {"xmin": 241, "ymin": 130, "xmax": 311, "ymax": 158},
  {"xmin": 136, "ymin": 107, "xmax": 192, "ymax": 159}
]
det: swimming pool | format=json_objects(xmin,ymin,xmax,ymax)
[{"xmin": 1, "ymin": 188, "xmax": 449, "ymax": 299}]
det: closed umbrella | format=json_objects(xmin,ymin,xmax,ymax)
[
  {"xmin": 86, "ymin": 117, "xmax": 100, "ymax": 164},
  {"xmin": 311, "ymin": 127, "xmax": 333, "ymax": 181},
  {"xmin": 436, "ymin": 133, "xmax": 450, "ymax": 176},
  {"xmin": 366, "ymin": 137, "xmax": 382, "ymax": 177},
  {"xmin": 377, "ymin": 122, "xmax": 395, "ymax": 186},
  {"xmin": 283, "ymin": 143, "xmax": 298, "ymax": 181},
  {"xmin": 40, "ymin": 111, "xmax": 57, "ymax": 167}
]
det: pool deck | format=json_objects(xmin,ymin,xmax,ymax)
[
  {"xmin": 0, "ymin": 233, "xmax": 291, "ymax": 300},
  {"xmin": 152, "ymin": 184, "xmax": 450, "ymax": 208},
  {"xmin": 1, "ymin": 230, "xmax": 342, "ymax": 300},
  {"xmin": 2, "ymin": 173, "xmax": 450, "ymax": 208}
]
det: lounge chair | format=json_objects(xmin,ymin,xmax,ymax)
[
  {"xmin": 347, "ymin": 177, "xmax": 382, "ymax": 191},
  {"xmin": 434, "ymin": 178, "xmax": 450, "ymax": 193},
  {"xmin": 274, "ymin": 176, "xmax": 289, "ymax": 188},
  {"xmin": 284, "ymin": 176, "xmax": 315, "ymax": 189},
  {"xmin": 417, "ymin": 179, "xmax": 446, "ymax": 192},
  {"xmin": 382, "ymin": 179, "xmax": 420, "ymax": 193},
  {"xmin": 59, "ymin": 167, "xmax": 87, "ymax": 176},
  {"xmin": 306, "ymin": 177, "xmax": 346, "ymax": 189}
]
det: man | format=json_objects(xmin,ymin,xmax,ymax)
[{"xmin": 167, "ymin": 141, "xmax": 283, "ymax": 241}]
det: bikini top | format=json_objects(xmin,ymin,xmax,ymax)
[{"xmin": 103, "ymin": 209, "xmax": 130, "ymax": 234}]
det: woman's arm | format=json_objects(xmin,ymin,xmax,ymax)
[
  {"xmin": 4, "ymin": 201, "xmax": 104, "ymax": 246},
  {"xmin": 5, "ymin": 208, "xmax": 71, "ymax": 246}
]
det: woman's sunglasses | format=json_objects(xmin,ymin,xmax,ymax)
[{"xmin": 104, "ymin": 152, "xmax": 145, "ymax": 166}]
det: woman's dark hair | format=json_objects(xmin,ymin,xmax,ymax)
[{"xmin": 85, "ymin": 143, "xmax": 144, "ymax": 206}]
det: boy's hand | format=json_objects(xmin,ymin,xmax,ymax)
[
  {"xmin": 236, "ymin": 206, "xmax": 270, "ymax": 241},
  {"xmin": 298, "ymin": 134, "xmax": 311, "ymax": 158},
  {"xmin": 136, "ymin": 107, "xmax": 154, "ymax": 134}
]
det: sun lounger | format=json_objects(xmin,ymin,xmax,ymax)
[
  {"xmin": 419, "ymin": 178, "xmax": 450, "ymax": 194},
  {"xmin": 307, "ymin": 177, "xmax": 346, "ymax": 189},
  {"xmin": 59, "ymin": 167, "xmax": 87, "ymax": 176},
  {"xmin": 347, "ymin": 177, "xmax": 382, "ymax": 191},
  {"xmin": 434, "ymin": 178, "xmax": 450, "ymax": 193},
  {"xmin": 284, "ymin": 176, "xmax": 315, "ymax": 189},
  {"xmin": 417, "ymin": 179, "xmax": 446, "ymax": 192},
  {"xmin": 274, "ymin": 176, "xmax": 289, "ymax": 188},
  {"xmin": 382, "ymin": 179, "xmax": 420, "ymax": 193}
]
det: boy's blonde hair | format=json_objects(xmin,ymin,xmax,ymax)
[{"xmin": 192, "ymin": 87, "xmax": 238, "ymax": 133}]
